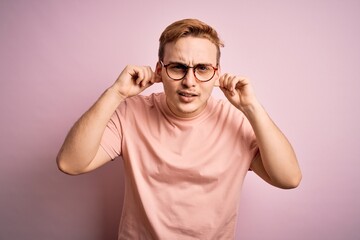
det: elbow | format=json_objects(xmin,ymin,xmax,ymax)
[
  {"xmin": 289, "ymin": 168, "xmax": 303, "ymax": 189},
  {"xmin": 56, "ymin": 154, "xmax": 82, "ymax": 176},
  {"xmin": 277, "ymin": 160, "xmax": 303, "ymax": 189},
  {"xmin": 279, "ymin": 172, "xmax": 302, "ymax": 189}
]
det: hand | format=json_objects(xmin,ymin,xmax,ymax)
[
  {"xmin": 218, "ymin": 73, "xmax": 259, "ymax": 113},
  {"xmin": 111, "ymin": 65, "xmax": 161, "ymax": 99}
]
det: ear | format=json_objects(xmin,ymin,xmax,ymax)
[
  {"xmin": 154, "ymin": 62, "xmax": 163, "ymax": 83},
  {"xmin": 214, "ymin": 65, "xmax": 221, "ymax": 87},
  {"xmin": 217, "ymin": 65, "xmax": 222, "ymax": 76}
]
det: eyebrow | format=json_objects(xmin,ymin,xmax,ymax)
[{"xmin": 167, "ymin": 61, "xmax": 214, "ymax": 66}]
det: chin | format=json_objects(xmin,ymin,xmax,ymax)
[{"xmin": 176, "ymin": 104, "xmax": 203, "ymax": 117}]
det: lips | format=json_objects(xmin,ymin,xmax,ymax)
[
  {"xmin": 178, "ymin": 91, "xmax": 198, "ymax": 97},
  {"xmin": 177, "ymin": 90, "xmax": 198, "ymax": 102}
]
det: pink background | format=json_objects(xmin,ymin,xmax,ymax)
[{"xmin": 1, "ymin": 0, "xmax": 359, "ymax": 239}]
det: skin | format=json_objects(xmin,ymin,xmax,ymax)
[
  {"xmin": 157, "ymin": 37, "xmax": 219, "ymax": 118},
  {"xmin": 57, "ymin": 36, "xmax": 302, "ymax": 189}
]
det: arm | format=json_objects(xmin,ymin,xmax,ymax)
[
  {"xmin": 56, "ymin": 65, "xmax": 159, "ymax": 175},
  {"xmin": 219, "ymin": 74, "xmax": 302, "ymax": 189}
]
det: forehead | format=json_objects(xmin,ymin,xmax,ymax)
[{"xmin": 163, "ymin": 37, "xmax": 217, "ymax": 64}]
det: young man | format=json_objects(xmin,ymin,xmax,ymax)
[{"xmin": 57, "ymin": 18, "xmax": 301, "ymax": 239}]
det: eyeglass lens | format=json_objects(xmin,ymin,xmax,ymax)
[{"xmin": 166, "ymin": 63, "xmax": 216, "ymax": 82}]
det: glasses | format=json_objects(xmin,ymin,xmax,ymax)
[{"xmin": 160, "ymin": 61, "xmax": 218, "ymax": 82}]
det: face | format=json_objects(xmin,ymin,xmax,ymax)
[{"xmin": 157, "ymin": 37, "xmax": 220, "ymax": 118}]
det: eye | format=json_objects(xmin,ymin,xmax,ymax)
[
  {"xmin": 169, "ymin": 63, "xmax": 187, "ymax": 72},
  {"xmin": 196, "ymin": 64, "xmax": 211, "ymax": 72}
]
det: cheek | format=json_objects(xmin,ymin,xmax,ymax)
[
  {"xmin": 162, "ymin": 80, "xmax": 177, "ymax": 94},
  {"xmin": 201, "ymin": 85, "xmax": 214, "ymax": 98}
]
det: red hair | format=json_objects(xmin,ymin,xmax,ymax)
[{"xmin": 158, "ymin": 19, "xmax": 224, "ymax": 64}]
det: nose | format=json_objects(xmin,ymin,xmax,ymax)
[{"xmin": 181, "ymin": 68, "xmax": 197, "ymax": 87}]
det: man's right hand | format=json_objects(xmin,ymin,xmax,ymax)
[
  {"xmin": 56, "ymin": 64, "xmax": 162, "ymax": 175},
  {"xmin": 111, "ymin": 65, "xmax": 161, "ymax": 99}
]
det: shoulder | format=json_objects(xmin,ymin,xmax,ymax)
[
  {"xmin": 116, "ymin": 93, "xmax": 164, "ymax": 117},
  {"xmin": 124, "ymin": 93, "xmax": 162, "ymax": 104},
  {"xmin": 208, "ymin": 96, "xmax": 254, "ymax": 132},
  {"xmin": 119, "ymin": 93, "xmax": 163, "ymax": 109},
  {"xmin": 209, "ymin": 96, "xmax": 246, "ymax": 119}
]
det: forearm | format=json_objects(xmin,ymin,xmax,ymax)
[
  {"xmin": 57, "ymin": 87, "xmax": 125, "ymax": 174},
  {"xmin": 244, "ymin": 102, "xmax": 302, "ymax": 188}
]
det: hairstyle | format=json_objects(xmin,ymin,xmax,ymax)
[{"xmin": 158, "ymin": 18, "xmax": 224, "ymax": 64}]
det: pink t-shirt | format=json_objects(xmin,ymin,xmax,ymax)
[{"xmin": 100, "ymin": 93, "xmax": 258, "ymax": 240}]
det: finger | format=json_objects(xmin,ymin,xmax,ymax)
[
  {"xmin": 230, "ymin": 76, "xmax": 238, "ymax": 93},
  {"xmin": 223, "ymin": 74, "xmax": 234, "ymax": 92},
  {"xmin": 219, "ymin": 73, "xmax": 229, "ymax": 89},
  {"xmin": 222, "ymin": 74, "xmax": 239, "ymax": 96},
  {"xmin": 133, "ymin": 67, "xmax": 144, "ymax": 86},
  {"xmin": 218, "ymin": 75, "xmax": 224, "ymax": 88},
  {"xmin": 147, "ymin": 67, "xmax": 154, "ymax": 84},
  {"xmin": 225, "ymin": 76, "xmax": 236, "ymax": 96},
  {"xmin": 128, "ymin": 66, "xmax": 139, "ymax": 83},
  {"xmin": 136, "ymin": 67, "xmax": 149, "ymax": 87},
  {"xmin": 234, "ymin": 77, "xmax": 248, "ymax": 90},
  {"xmin": 146, "ymin": 66, "xmax": 157, "ymax": 86},
  {"xmin": 141, "ymin": 67, "xmax": 151, "ymax": 87},
  {"xmin": 219, "ymin": 74, "xmax": 232, "ymax": 96}
]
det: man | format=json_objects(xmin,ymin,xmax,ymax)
[{"xmin": 57, "ymin": 18, "xmax": 301, "ymax": 239}]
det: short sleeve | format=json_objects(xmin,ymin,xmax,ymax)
[{"xmin": 100, "ymin": 109, "xmax": 122, "ymax": 159}]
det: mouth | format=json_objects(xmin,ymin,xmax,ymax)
[
  {"xmin": 178, "ymin": 91, "xmax": 198, "ymax": 97},
  {"xmin": 177, "ymin": 91, "xmax": 198, "ymax": 102}
]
